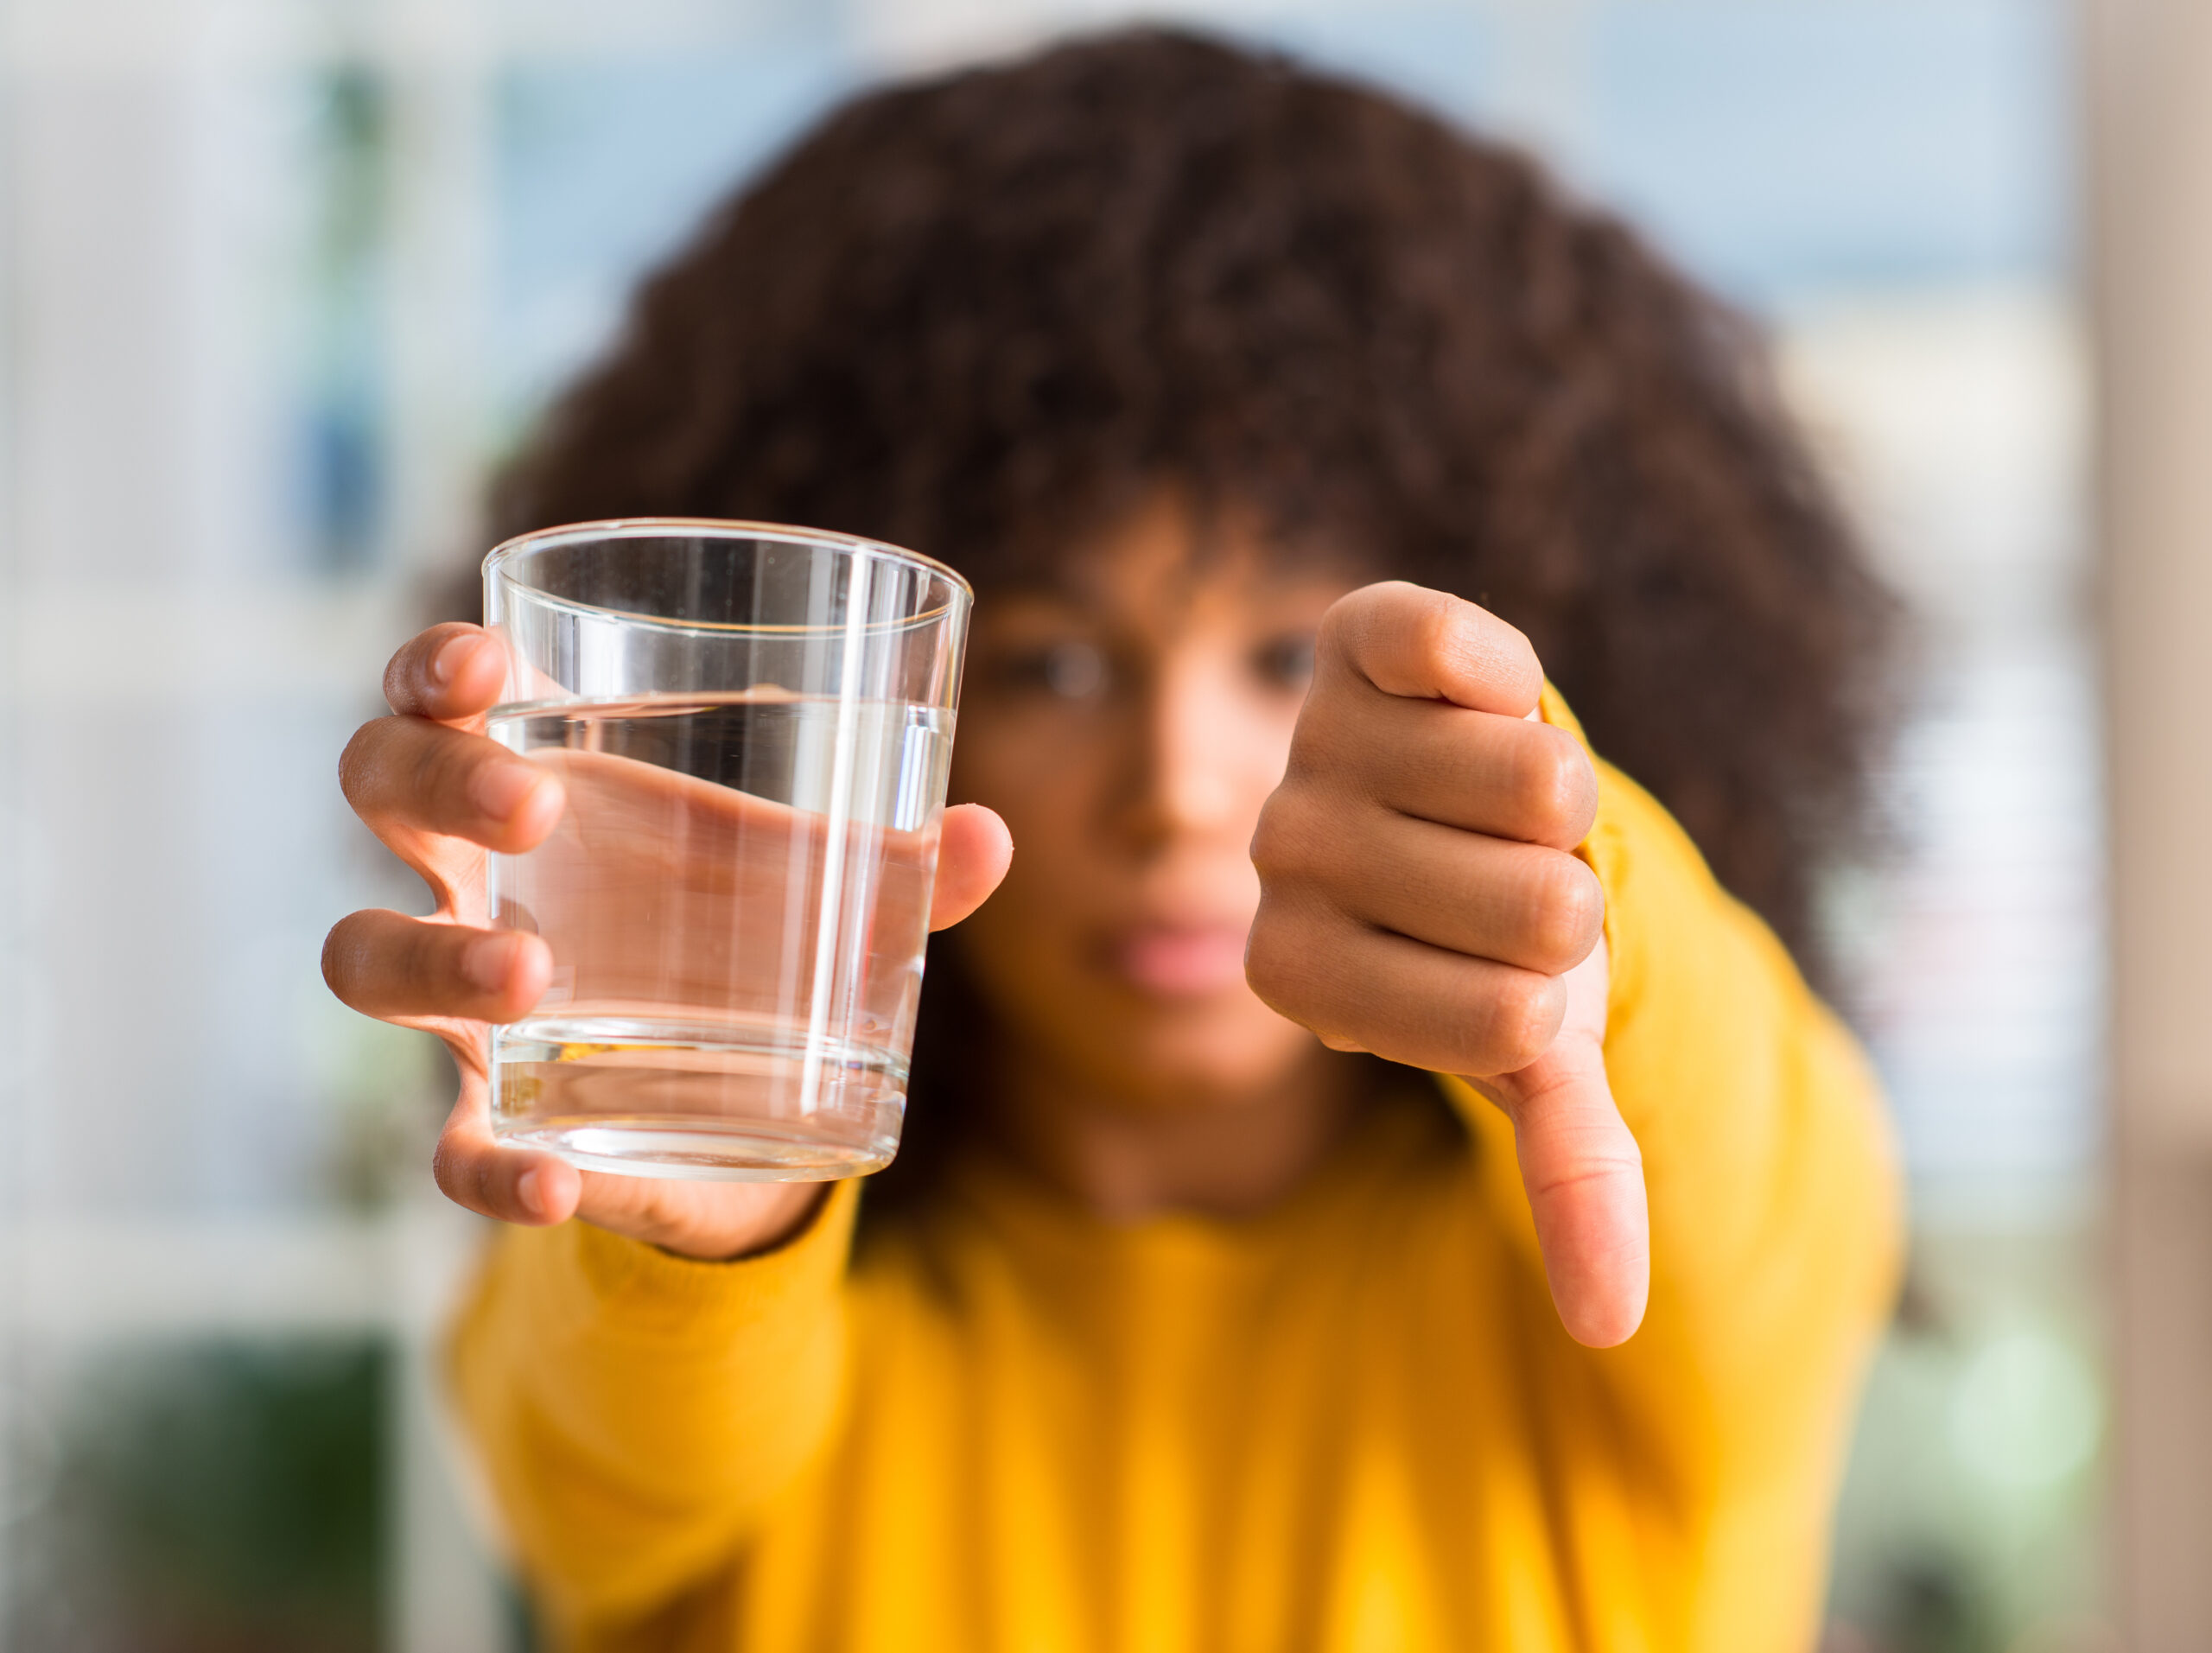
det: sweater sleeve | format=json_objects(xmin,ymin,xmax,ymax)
[
  {"xmin": 444, "ymin": 1180, "xmax": 859, "ymax": 1639},
  {"xmin": 1449, "ymin": 686, "xmax": 1904, "ymax": 1506}
]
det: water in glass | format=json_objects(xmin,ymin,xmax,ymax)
[{"xmin": 486, "ymin": 690, "xmax": 950, "ymax": 1178}]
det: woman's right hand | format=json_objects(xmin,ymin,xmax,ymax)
[{"xmin": 321, "ymin": 623, "xmax": 1014, "ymax": 1260}]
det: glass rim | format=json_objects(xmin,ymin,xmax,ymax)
[{"xmin": 482, "ymin": 517, "xmax": 973, "ymax": 635}]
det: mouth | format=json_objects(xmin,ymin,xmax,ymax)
[{"xmin": 1103, "ymin": 923, "xmax": 1254, "ymax": 998}]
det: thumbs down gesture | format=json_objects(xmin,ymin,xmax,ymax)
[{"xmin": 1247, "ymin": 582, "xmax": 1648, "ymax": 1347}]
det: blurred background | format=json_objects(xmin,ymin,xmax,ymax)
[{"xmin": 0, "ymin": 0, "xmax": 2190, "ymax": 1648}]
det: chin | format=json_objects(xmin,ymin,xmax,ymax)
[{"xmin": 1090, "ymin": 995, "xmax": 1317, "ymax": 1111}]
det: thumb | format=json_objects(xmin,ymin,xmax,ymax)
[
  {"xmin": 929, "ymin": 803, "xmax": 1013, "ymax": 930},
  {"xmin": 1471, "ymin": 939, "xmax": 1649, "ymax": 1347}
]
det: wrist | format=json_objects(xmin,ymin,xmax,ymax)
[{"xmin": 643, "ymin": 1181, "xmax": 831, "ymax": 1263}]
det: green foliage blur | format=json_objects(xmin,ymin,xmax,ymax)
[{"xmin": 11, "ymin": 1340, "xmax": 386, "ymax": 1653}]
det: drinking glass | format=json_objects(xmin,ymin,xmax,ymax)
[{"xmin": 481, "ymin": 519, "xmax": 971, "ymax": 1179}]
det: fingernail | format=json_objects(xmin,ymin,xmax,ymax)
[
  {"xmin": 461, "ymin": 933, "xmax": 513, "ymax": 993},
  {"xmin": 431, "ymin": 633, "xmax": 478, "ymax": 687},
  {"xmin": 517, "ymin": 1167, "xmax": 544, "ymax": 1219},
  {"xmin": 471, "ymin": 760, "xmax": 542, "ymax": 823}
]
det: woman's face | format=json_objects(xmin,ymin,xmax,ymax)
[{"xmin": 949, "ymin": 495, "xmax": 1360, "ymax": 1114}]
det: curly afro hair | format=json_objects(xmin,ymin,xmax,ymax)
[{"xmin": 491, "ymin": 26, "xmax": 1897, "ymax": 982}]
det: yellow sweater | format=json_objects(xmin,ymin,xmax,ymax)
[{"xmin": 448, "ymin": 714, "xmax": 1901, "ymax": 1653}]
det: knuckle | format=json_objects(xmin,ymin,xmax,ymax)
[
  {"xmin": 1494, "ymin": 618, "xmax": 1541, "ymax": 685},
  {"xmin": 1327, "ymin": 582, "xmax": 1415, "ymax": 668},
  {"xmin": 1248, "ymin": 797, "xmax": 1287, "ymax": 878},
  {"xmin": 320, "ymin": 919, "xmax": 359, "ymax": 996},
  {"xmin": 1526, "ymin": 854, "xmax": 1605, "ymax": 967},
  {"xmin": 438, "ymin": 1135, "xmax": 500, "ymax": 1216},
  {"xmin": 1314, "ymin": 594, "xmax": 1357, "ymax": 659},
  {"xmin": 1242, "ymin": 904, "xmax": 1325, "ymax": 1020},
  {"xmin": 382, "ymin": 645, "xmax": 416, "ymax": 714},
  {"xmin": 384, "ymin": 624, "xmax": 457, "ymax": 713},
  {"xmin": 1248, "ymin": 792, "xmax": 1325, "ymax": 885},
  {"xmin": 1240, "ymin": 905, "xmax": 1295, "ymax": 1001},
  {"xmin": 1518, "ymin": 727, "xmax": 1597, "ymax": 844},
  {"xmin": 1481, "ymin": 970, "xmax": 1565, "ymax": 1072},
  {"xmin": 1367, "ymin": 579, "xmax": 1421, "ymax": 614},
  {"xmin": 1316, "ymin": 588, "xmax": 1382, "ymax": 682},
  {"xmin": 432, "ymin": 1151, "xmax": 499, "ymax": 1220},
  {"xmin": 429, "ymin": 1137, "xmax": 467, "ymax": 1204},
  {"xmin": 337, "ymin": 721, "xmax": 385, "ymax": 809},
  {"xmin": 1409, "ymin": 598, "xmax": 1461, "ymax": 675},
  {"xmin": 1560, "ymin": 861, "xmax": 1607, "ymax": 952}
]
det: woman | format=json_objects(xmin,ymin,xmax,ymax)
[{"xmin": 325, "ymin": 29, "xmax": 1901, "ymax": 1650}]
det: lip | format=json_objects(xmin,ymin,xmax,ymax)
[{"xmin": 1103, "ymin": 924, "xmax": 1253, "ymax": 998}]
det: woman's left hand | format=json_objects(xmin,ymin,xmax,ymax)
[{"xmin": 1246, "ymin": 582, "xmax": 1647, "ymax": 1348}]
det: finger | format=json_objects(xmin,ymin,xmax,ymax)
[
  {"xmin": 322, "ymin": 908, "xmax": 553, "ymax": 1022},
  {"xmin": 340, "ymin": 715, "xmax": 566, "ymax": 855},
  {"xmin": 1246, "ymin": 905, "xmax": 1567, "ymax": 1076},
  {"xmin": 1319, "ymin": 582, "xmax": 1542, "ymax": 713},
  {"xmin": 931, "ymin": 804, "xmax": 1013, "ymax": 930},
  {"xmin": 384, "ymin": 623, "xmax": 508, "ymax": 722},
  {"xmin": 1294, "ymin": 815, "xmax": 1603, "ymax": 973},
  {"xmin": 431, "ymin": 1074, "xmax": 583, "ymax": 1226},
  {"xmin": 1486, "ymin": 1037, "xmax": 1649, "ymax": 1348},
  {"xmin": 1300, "ymin": 695, "xmax": 1596, "ymax": 849}
]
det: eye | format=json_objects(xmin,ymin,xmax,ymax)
[
  {"xmin": 1250, "ymin": 632, "xmax": 1317, "ymax": 692},
  {"xmin": 1045, "ymin": 641, "xmax": 1109, "ymax": 700},
  {"xmin": 986, "ymin": 639, "xmax": 1111, "ymax": 703}
]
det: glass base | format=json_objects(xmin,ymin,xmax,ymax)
[
  {"xmin": 490, "ymin": 1017, "xmax": 906, "ymax": 1181},
  {"xmin": 498, "ymin": 1116, "xmax": 896, "ymax": 1181}
]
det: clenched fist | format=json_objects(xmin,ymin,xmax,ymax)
[{"xmin": 1247, "ymin": 582, "xmax": 1649, "ymax": 1347}]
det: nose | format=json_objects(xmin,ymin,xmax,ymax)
[{"xmin": 1118, "ymin": 656, "xmax": 1251, "ymax": 848}]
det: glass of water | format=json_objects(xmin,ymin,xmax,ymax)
[{"xmin": 481, "ymin": 519, "xmax": 972, "ymax": 1180}]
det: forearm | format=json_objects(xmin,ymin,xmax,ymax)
[{"xmin": 446, "ymin": 1180, "xmax": 859, "ymax": 1631}]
